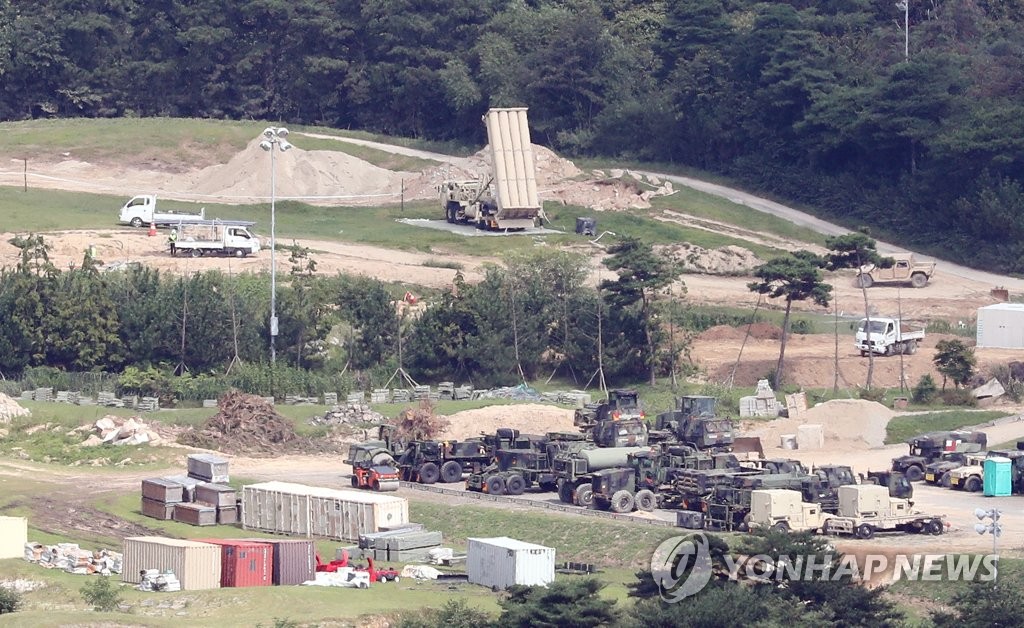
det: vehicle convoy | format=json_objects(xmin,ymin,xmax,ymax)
[
  {"xmin": 651, "ymin": 395, "xmax": 737, "ymax": 452},
  {"xmin": 397, "ymin": 438, "xmax": 491, "ymax": 484},
  {"xmin": 173, "ymin": 222, "xmax": 261, "ymax": 258},
  {"xmin": 118, "ymin": 195, "xmax": 208, "ymax": 228},
  {"xmin": 855, "ymin": 317, "xmax": 926, "ymax": 356},
  {"xmin": 438, "ymin": 107, "xmax": 544, "ymax": 231},
  {"xmin": 925, "ymin": 452, "xmax": 976, "ymax": 486},
  {"xmin": 748, "ymin": 485, "xmax": 946, "ymax": 539},
  {"xmin": 554, "ymin": 446, "xmax": 650, "ymax": 507},
  {"xmin": 891, "ymin": 430, "xmax": 988, "ymax": 481},
  {"xmin": 856, "ymin": 252, "xmax": 936, "ymax": 289},
  {"xmin": 948, "ymin": 454, "xmax": 987, "ymax": 492},
  {"xmin": 345, "ymin": 442, "xmax": 400, "ymax": 492}
]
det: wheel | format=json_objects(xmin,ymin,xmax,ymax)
[
  {"xmin": 609, "ymin": 490, "xmax": 635, "ymax": 513},
  {"xmin": 911, "ymin": 273, "xmax": 928, "ymax": 288},
  {"xmin": 772, "ymin": 521, "xmax": 791, "ymax": 532},
  {"xmin": 351, "ymin": 475, "xmax": 360, "ymax": 487},
  {"xmin": 927, "ymin": 520, "xmax": 944, "ymax": 535},
  {"xmin": 855, "ymin": 524, "xmax": 875, "ymax": 539},
  {"xmin": 392, "ymin": 576, "xmax": 400, "ymax": 583},
  {"xmin": 358, "ymin": 581, "xmax": 369, "ymax": 589},
  {"xmin": 485, "ymin": 475, "xmax": 506, "ymax": 495},
  {"xmin": 505, "ymin": 474, "xmax": 526, "ymax": 496},
  {"xmin": 905, "ymin": 466, "xmax": 924, "ymax": 482},
  {"xmin": 635, "ymin": 489, "xmax": 657, "ymax": 512},
  {"xmin": 189, "ymin": 248, "xmax": 202, "ymax": 258},
  {"xmin": 574, "ymin": 485, "xmax": 594, "ymax": 508},
  {"xmin": 233, "ymin": 248, "xmax": 244, "ymax": 258},
  {"xmin": 440, "ymin": 461, "xmax": 463, "ymax": 484},
  {"xmin": 857, "ymin": 274, "xmax": 873, "ymax": 288},
  {"xmin": 418, "ymin": 462, "xmax": 440, "ymax": 485},
  {"xmin": 885, "ymin": 344, "xmax": 894, "ymax": 356},
  {"xmin": 940, "ymin": 472, "xmax": 952, "ymax": 488},
  {"xmin": 445, "ymin": 203, "xmax": 455, "ymax": 223},
  {"xmin": 130, "ymin": 217, "xmax": 143, "ymax": 228},
  {"xmin": 860, "ymin": 350, "xmax": 868, "ymax": 357},
  {"xmin": 906, "ymin": 340, "xmax": 918, "ymax": 355},
  {"xmin": 557, "ymin": 480, "xmax": 574, "ymax": 503},
  {"xmin": 964, "ymin": 476, "xmax": 982, "ymax": 493},
  {"xmin": 371, "ymin": 479, "xmax": 380, "ymax": 491}
]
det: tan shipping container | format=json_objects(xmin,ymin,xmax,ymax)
[
  {"xmin": 242, "ymin": 481, "xmax": 408, "ymax": 541},
  {"xmin": 0, "ymin": 516, "xmax": 28, "ymax": 559},
  {"xmin": 121, "ymin": 537, "xmax": 221, "ymax": 590}
]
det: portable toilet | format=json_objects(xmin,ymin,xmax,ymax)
[{"xmin": 983, "ymin": 457, "xmax": 1012, "ymax": 497}]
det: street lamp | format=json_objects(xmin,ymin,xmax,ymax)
[
  {"xmin": 896, "ymin": 0, "xmax": 909, "ymax": 60},
  {"xmin": 974, "ymin": 507, "xmax": 1002, "ymax": 582},
  {"xmin": 259, "ymin": 127, "xmax": 293, "ymax": 365}
]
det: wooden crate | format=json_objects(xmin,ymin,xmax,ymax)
[
  {"xmin": 173, "ymin": 502, "xmax": 217, "ymax": 527},
  {"xmin": 141, "ymin": 478, "xmax": 184, "ymax": 503},
  {"xmin": 217, "ymin": 506, "xmax": 238, "ymax": 525},
  {"xmin": 195, "ymin": 483, "xmax": 236, "ymax": 508},
  {"xmin": 141, "ymin": 497, "xmax": 175, "ymax": 520}
]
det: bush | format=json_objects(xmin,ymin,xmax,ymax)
[
  {"xmin": 912, "ymin": 374, "xmax": 939, "ymax": 404},
  {"xmin": 80, "ymin": 576, "xmax": 123, "ymax": 612},
  {"xmin": 0, "ymin": 587, "xmax": 21, "ymax": 614},
  {"xmin": 858, "ymin": 387, "xmax": 886, "ymax": 403},
  {"xmin": 939, "ymin": 389, "xmax": 977, "ymax": 407}
]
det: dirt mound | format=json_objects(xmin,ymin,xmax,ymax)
[
  {"xmin": 698, "ymin": 326, "xmax": 748, "ymax": 342},
  {"xmin": 748, "ymin": 322, "xmax": 783, "ymax": 340},
  {"xmin": 746, "ymin": 398, "xmax": 895, "ymax": 450},
  {"xmin": 660, "ymin": 243, "xmax": 762, "ymax": 275},
  {"xmin": 440, "ymin": 404, "xmax": 576, "ymax": 441},
  {"xmin": 0, "ymin": 393, "xmax": 30, "ymax": 422},
  {"xmin": 178, "ymin": 390, "xmax": 326, "ymax": 455}
]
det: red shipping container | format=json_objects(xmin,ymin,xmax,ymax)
[{"xmin": 194, "ymin": 539, "xmax": 273, "ymax": 587}]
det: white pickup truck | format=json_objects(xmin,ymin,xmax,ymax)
[
  {"xmin": 855, "ymin": 317, "xmax": 925, "ymax": 356},
  {"xmin": 118, "ymin": 195, "xmax": 207, "ymax": 228},
  {"xmin": 174, "ymin": 223, "xmax": 260, "ymax": 258}
]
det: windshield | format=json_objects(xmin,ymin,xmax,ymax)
[
  {"xmin": 858, "ymin": 320, "xmax": 888, "ymax": 333},
  {"xmin": 705, "ymin": 420, "xmax": 732, "ymax": 434}
]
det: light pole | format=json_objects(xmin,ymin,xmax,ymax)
[
  {"xmin": 259, "ymin": 127, "xmax": 293, "ymax": 365},
  {"xmin": 974, "ymin": 508, "xmax": 1002, "ymax": 582},
  {"xmin": 896, "ymin": 0, "xmax": 909, "ymax": 60}
]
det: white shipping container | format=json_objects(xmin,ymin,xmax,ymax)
[
  {"xmin": 467, "ymin": 537, "xmax": 555, "ymax": 590},
  {"xmin": 121, "ymin": 537, "xmax": 221, "ymax": 590},
  {"xmin": 977, "ymin": 303, "xmax": 1024, "ymax": 349},
  {"xmin": 0, "ymin": 516, "xmax": 28, "ymax": 559},
  {"xmin": 242, "ymin": 481, "xmax": 408, "ymax": 541}
]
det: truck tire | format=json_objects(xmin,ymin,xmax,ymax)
[
  {"xmin": 189, "ymin": 248, "xmax": 202, "ymax": 258},
  {"xmin": 857, "ymin": 274, "xmax": 873, "ymax": 288},
  {"xmin": 351, "ymin": 475, "xmax": 360, "ymax": 487},
  {"xmin": 635, "ymin": 489, "xmax": 657, "ymax": 512},
  {"xmin": 905, "ymin": 466, "xmax": 924, "ymax": 482},
  {"xmin": 609, "ymin": 490, "xmax": 635, "ymax": 513},
  {"xmin": 233, "ymin": 248, "xmax": 244, "ymax": 258},
  {"xmin": 486, "ymin": 475, "xmax": 506, "ymax": 495},
  {"xmin": 574, "ymin": 485, "xmax": 594, "ymax": 508},
  {"xmin": 557, "ymin": 480, "xmax": 574, "ymax": 503},
  {"xmin": 927, "ymin": 520, "xmax": 944, "ymax": 535},
  {"xmin": 505, "ymin": 474, "xmax": 526, "ymax": 496},
  {"xmin": 906, "ymin": 340, "xmax": 918, "ymax": 355},
  {"xmin": 964, "ymin": 476, "xmax": 982, "ymax": 493},
  {"xmin": 911, "ymin": 273, "xmax": 928, "ymax": 288},
  {"xmin": 418, "ymin": 462, "xmax": 440, "ymax": 485},
  {"xmin": 855, "ymin": 524, "xmax": 875, "ymax": 540},
  {"xmin": 130, "ymin": 217, "xmax": 143, "ymax": 228},
  {"xmin": 772, "ymin": 521, "xmax": 791, "ymax": 532},
  {"xmin": 440, "ymin": 461, "xmax": 463, "ymax": 484},
  {"xmin": 940, "ymin": 472, "xmax": 952, "ymax": 488}
]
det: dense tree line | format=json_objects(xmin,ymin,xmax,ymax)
[
  {"xmin": 0, "ymin": 238, "xmax": 685, "ymax": 387},
  {"xmin": 2, "ymin": 1, "xmax": 1022, "ymax": 271}
]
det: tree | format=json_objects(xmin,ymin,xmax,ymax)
[
  {"xmin": 932, "ymin": 581, "xmax": 1024, "ymax": 628},
  {"xmin": 600, "ymin": 237, "xmax": 681, "ymax": 385},
  {"xmin": 398, "ymin": 599, "xmax": 493, "ymax": 628},
  {"xmin": 933, "ymin": 339, "xmax": 976, "ymax": 389},
  {"xmin": 496, "ymin": 579, "xmax": 618, "ymax": 628},
  {"xmin": 747, "ymin": 251, "xmax": 831, "ymax": 388},
  {"xmin": 824, "ymin": 232, "xmax": 889, "ymax": 389}
]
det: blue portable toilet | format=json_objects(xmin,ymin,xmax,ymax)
[{"xmin": 983, "ymin": 457, "xmax": 1012, "ymax": 497}]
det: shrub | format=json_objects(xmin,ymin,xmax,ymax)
[
  {"xmin": 858, "ymin": 387, "xmax": 886, "ymax": 403},
  {"xmin": 912, "ymin": 374, "xmax": 939, "ymax": 404},
  {"xmin": 0, "ymin": 587, "xmax": 22, "ymax": 614},
  {"xmin": 939, "ymin": 389, "xmax": 976, "ymax": 407},
  {"xmin": 80, "ymin": 576, "xmax": 123, "ymax": 612}
]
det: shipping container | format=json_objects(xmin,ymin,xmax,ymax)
[
  {"xmin": 187, "ymin": 453, "xmax": 230, "ymax": 483},
  {"xmin": 242, "ymin": 481, "xmax": 408, "ymax": 541},
  {"xmin": 266, "ymin": 539, "xmax": 316, "ymax": 585},
  {"xmin": 195, "ymin": 539, "xmax": 273, "ymax": 587},
  {"xmin": 122, "ymin": 537, "xmax": 221, "ymax": 590},
  {"xmin": 141, "ymin": 478, "xmax": 184, "ymax": 503},
  {"xmin": 195, "ymin": 483, "xmax": 237, "ymax": 508},
  {"xmin": 173, "ymin": 502, "xmax": 217, "ymax": 526},
  {"xmin": 141, "ymin": 497, "xmax": 175, "ymax": 521},
  {"xmin": 0, "ymin": 516, "xmax": 28, "ymax": 559},
  {"xmin": 467, "ymin": 537, "xmax": 555, "ymax": 590}
]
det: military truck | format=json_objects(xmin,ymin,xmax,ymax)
[
  {"xmin": 553, "ymin": 446, "xmax": 650, "ymax": 507},
  {"xmin": 856, "ymin": 252, "xmax": 936, "ymax": 289},
  {"xmin": 465, "ymin": 432, "xmax": 589, "ymax": 495},
  {"xmin": 652, "ymin": 395, "xmax": 735, "ymax": 452},
  {"xmin": 947, "ymin": 454, "xmax": 986, "ymax": 492},
  {"xmin": 923, "ymin": 451, "xmax": 975, "ymax": 487},
  {"xmin": 395, "ymin": 439, "xmax": 491, "ymax": 484},
  {"xmin": 891, "ymin": 430, "xmax": 987, "ymax": 481}
]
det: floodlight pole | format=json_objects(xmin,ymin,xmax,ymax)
[{"xmin": 260, "ymin": 127, "xmax": 293, "ymax": 366}]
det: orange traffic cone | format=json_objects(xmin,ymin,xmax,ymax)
[{"xmin": 148, "ymin": 222, "xmax": 157, "ymax": 237}]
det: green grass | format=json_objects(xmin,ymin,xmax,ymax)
[{"xmin": 884, "ymin": 410, "xmax": 1012, "ymax": 444}]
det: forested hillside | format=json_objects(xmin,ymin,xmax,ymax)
[{"xmin": 2, "ymin": 0, "xmax": 1023, "ymax": 271}]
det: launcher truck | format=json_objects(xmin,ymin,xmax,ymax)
[
  {"xmin": 438, "ymin": 107, "xmax": 544, "ymax": 230},
  {"xmin": 553, "ymin": 446, "xmax": 650, "ymax": 507}
]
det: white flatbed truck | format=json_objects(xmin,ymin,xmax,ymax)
[
  {"xmin": 174, "ymin": 223, "xmax": 260, "ymax": 258},
  {"xmin": 855, "ymin": 317, "xmax": 925, "ymax": 356}
]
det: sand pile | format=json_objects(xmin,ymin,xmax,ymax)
[
  {"xmin": 440, "ymin": 404, "xmax": 576, "ymax": 441},
  {"xmin": 745, "ymin": 399, "xmax": 895, "ymax": 450},
  {"xmin": 0, "ymin": 393, "xmax": 30, "ymax": 422},
  {"xmin": 659, "ymin": 243, "xmax": 763, "ymax": 275}
]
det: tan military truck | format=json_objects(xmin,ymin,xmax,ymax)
[
  {"xmin": 856, "ymin": 253, "xmax": 935, "ymax": 288},
  {"xmin": 947, "ymin": 454, "xmax": 986, "ymax": 492}
]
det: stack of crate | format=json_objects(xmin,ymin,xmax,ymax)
[
  {"xmin": 141, "ymin": 478, "xmax": 183, "ymax": 520},
  {"xmin": 139, "ymin": 454, "xmax": 235, "ymax": 527},
  {"xmin": 357, "ymin": 524, "xmax": 443, "ymax": 563}
]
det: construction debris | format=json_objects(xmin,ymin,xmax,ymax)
[
  {"xmin": 77, "ymin": 415, "xmax": 164, "ymax": 447},
  {"xmin": 739, "ymin": 379, "xmax": 782, "ymax": 418},
  {"xmin": 388, "ymin": 400, "xmax": 450, "ymax": 442},
  {"xmin": 23, "ymin": 542, "xmax": 122, "ymax": 575},
  {"xmin": 311, "ymin": 402, "xmax": 387, "ymax": 426},
  {"xmin": 137, "ymin": 569, "xmax": 181, "ymax": 592},
  {"xmin": 0, "ymin": 393, "xmax": 30, "ymax": 422},
  {"xmin": 178, "ymin": 390, "xmax": 305, "ymax": 455}
]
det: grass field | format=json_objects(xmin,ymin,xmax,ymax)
[{"xmin": 884, "ymin": 410, "xmax": 1012, "ymax": 444}]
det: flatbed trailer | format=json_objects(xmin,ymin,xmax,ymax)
[{"xmin": 823, "ymin": 513, "xmax": 946, "ymax": 539}]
